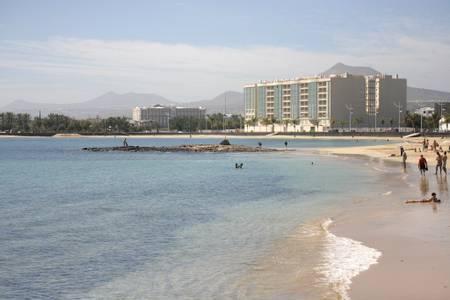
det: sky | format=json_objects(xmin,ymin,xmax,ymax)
[{"xmin": 0, "ymin": 0, "xmax": 450, "ymax": 105}]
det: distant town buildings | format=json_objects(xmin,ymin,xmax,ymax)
[
  {"xmin": 414, "ymin": 106, "xmax": 435, "ymax": 118},
  {"xmin": 244, "ymin": 73, "xmax": 407, "ymax": 132},
  {"xmin": 132, "ymin": 105, "xmax": 206, "ymax": 129}
]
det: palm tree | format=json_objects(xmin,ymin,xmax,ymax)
[
  {"xmin": 310, "ymin": 119, "xmax": 319, "ymax": 132},
  {"xmin": 354, "ymin": 117, "xmax": 362, "ymax": 130},
  {"xmin": 283, "ymin": 119, "xmax": 291, "ymax": 132},
  {"xmin": 292, "ymin": 119, "xmax": 299, "ymax": 133},
  {"xmin": 338, "ymin": 120, "xmax": 347, "ymax": 130},
  {"xmin": 252, "ymin": 117, "xmax": 258, "ymax": 131},
  {"xmin": 261, "ymin": 117, "xmax": 270, "ymax": 132}
]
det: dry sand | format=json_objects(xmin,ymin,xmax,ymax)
[{"xmin": 318, "ymin": 136, "xmax": 450, "ymax": 167}]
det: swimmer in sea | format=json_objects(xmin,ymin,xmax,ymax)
[{"xmin": 405, "ymin": 192, "xmax": 441, "ymax": 204}]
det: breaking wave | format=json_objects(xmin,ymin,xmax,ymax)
[{"xmin": 315, "ymin": 219, "xmax": 382, "ymax": 300}]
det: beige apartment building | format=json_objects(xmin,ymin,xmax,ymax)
[
  {"xmin": 244, "ymin": 73, "xmax": 406, "ymax": 132},
  {"xmin": 132, "ymin": 105, "xmax": 206, "ymax": 129}
]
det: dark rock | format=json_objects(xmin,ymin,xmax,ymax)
[{"xmin": 82, "ymin": 144, "xmax": 276, "ymax": 153}]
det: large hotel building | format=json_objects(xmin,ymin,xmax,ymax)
[{"xmin": 244, "ymin": 73, "xmax": 406, "ymax": 132}]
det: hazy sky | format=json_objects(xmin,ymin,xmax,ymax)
[{"xmin": 1, "ymin": 0, "xmax": 449, "ymax": 105}]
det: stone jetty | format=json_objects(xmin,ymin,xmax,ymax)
[{"xmin": 82, "ymin": 144, "xmax": 276, "ymax": 153}]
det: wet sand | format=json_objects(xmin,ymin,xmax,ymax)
[{"xmin": 322, "ymin": 145, "xmax": 450, "ymax": 299}]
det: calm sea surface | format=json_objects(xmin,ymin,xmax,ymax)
[{"xmin": 0, "ymin": 137, "xmax": 392, "ymax": 299}]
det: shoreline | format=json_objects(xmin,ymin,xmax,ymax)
[
  {"xmin": 0, "ymin": 133, "xmax": 403, "ymax": 141},
  {"xmin": 312, "ymin": 140, "xmax": 450, "ymax": 299}
]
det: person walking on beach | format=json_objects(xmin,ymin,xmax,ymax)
[
  {"xmin": 402, "ymin": 151, "xmax": 407, "ymax": 167},
  {"xmin": 123, "ymin": 138, "xmax": 128, "ymax": 147},
  {"xmin": 418, "ymin": 155, "xmax": 428, "ymax": 175},
  {"xmin": 400, "ymin": 145, "xmax": 404, "ymax": 156},
  {"xmin": 443, "ymin": 152, "xmax": 448, "ymax": 174},
  {"xmin": 435, "ymin": 152, "xmax": 443, "ymax": 175},
  {"xmin": 284, "ymin": 141, "xmax": 288, "ymax": 150}
]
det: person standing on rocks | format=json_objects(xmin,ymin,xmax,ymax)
[{"xmin": 123, "ymin": 138, "xmax": 128, "ymax": 147}]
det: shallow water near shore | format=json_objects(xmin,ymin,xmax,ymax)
[{"xmin": 1, "ymin": 137, "xmax": 394, "ymax": 299}]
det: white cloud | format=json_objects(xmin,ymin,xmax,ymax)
[{"xmin": 0, "ymin": 36, "xmax": 449, "ymax": 104}]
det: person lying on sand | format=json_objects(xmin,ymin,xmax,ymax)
[{"xmin": 405, "ymin": 192, "xmax": 441, "ymax": 204}]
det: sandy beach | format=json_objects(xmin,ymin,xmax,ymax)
[{"xmin": 314, "ymin": 137, "xmax": 450, "ymax": 299}]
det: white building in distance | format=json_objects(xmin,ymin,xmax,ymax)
[
  {"xmin": 132, "ymin": 105, "xmax": 206, "ymax": 129},
  {"xmin": 415, "ymin": 106, "xmax": 435, "ymax": 117}
]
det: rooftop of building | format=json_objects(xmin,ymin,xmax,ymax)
[
  {"xmin": 244, "ymin": 72, "xmax": 403, "ymax": 88},
  {"xmin": 134, "ymin": 104, "xmax": 205, "ymax": 110}
]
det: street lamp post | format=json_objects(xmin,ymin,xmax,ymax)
[
  {"xmin": 394, "ymin": 102, "xmax": 402, "ymax": 133},
  {"xmin": 439, "ymin": 103, "xmax": 446, "ymax": 132},
  {"xmin": 374, "ymin": 110, "xmax": 378, "ymax": 132},
  {"xmin": 420, "ymin": 112, "xmax": 423, "ymax": 133},
  {"xmin": 166, "ymin": 112, "xmax": 170, "ymax": 132},
  {"xmin": 345, "ymin": 104, "xmax": 353, "ymax": 132}
]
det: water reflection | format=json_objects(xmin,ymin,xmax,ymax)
[{"xmin": 420, "ymin": 176, "xmax": 429, "ymax": 196}]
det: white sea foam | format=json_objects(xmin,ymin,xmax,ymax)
[
  {"xmin": 316, "ymin": 218, "xmax": 382, "ymax": 300},
  {"xmin": 372, "ymin": 166, "xmax": 389, "ymax": 173},
  {"xmin": 382, "ymin": 191, "xmax": 392, "ymax": 196}
]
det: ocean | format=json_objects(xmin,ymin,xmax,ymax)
[{"xmin": 0, "ymin": 137, "xmax": 392, "ymax": 299}]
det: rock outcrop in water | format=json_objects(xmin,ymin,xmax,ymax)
[{"xmin": 82, "ymin": 144, "xmax": 275, "ymax": 153}]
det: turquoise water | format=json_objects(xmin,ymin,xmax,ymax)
[{"xmin": 0, "ymin": 137, "xmax": 390, "ymax": 299}]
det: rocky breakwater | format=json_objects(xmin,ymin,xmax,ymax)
[{"xmin": 82, "ymin": 144, "xmax": 276, "ymax": 153}]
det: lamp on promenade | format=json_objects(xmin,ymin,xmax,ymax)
[
  {"xmin": 394, "ymin": 102, "xmax": 402, "ymax": 133},
  {"xmin": 345, "ymin": 104, "xmax": 353, "ymax": 132}
]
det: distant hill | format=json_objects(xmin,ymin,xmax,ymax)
[
  {"xmin": 0, "ymin": 91, "xmax": 244, "ymax": 118},
  {"xmin": 188, "ymin": 91, "xmax": 244, "ymax": 115},
  {"xmin": 322, "ymin": 62, "xmax": 380, "ymax": 76},
  {"xmin": 321, "ymin": 63, "xmax": 450, "ymax": 109},
  {"xmin": 407, "ymin": 87, "xmax": 450, "ymax": 110},
  {"xmin": 2, "ymin": 63, "xmax": 450, "ymax": 117}
]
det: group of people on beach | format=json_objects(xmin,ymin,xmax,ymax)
[
  {"xmin": 403, "ymin": 138, "xmax": 449, "ymax": 205},
  {"xmin": 417, "ymin": 152, "xmax": 447, "ymax": 176}
]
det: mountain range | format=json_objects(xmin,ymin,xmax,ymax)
[
  {"xmin": 1, "ymin": 63, "xmax": 449, "ymax": 117},
  {"xmin": 0, "ymin": 91, "xmax": 244, "ymax": 118}
]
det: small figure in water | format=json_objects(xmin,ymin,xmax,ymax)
[
  {"xmin": 258, "ymin": 142, "xmax": 262, "ymax": 148},
  {"xmin": 123, "ymin": 138, "xmax": 128, "ymax": 147},
  {"xmin": 284, "ymin": 141, "xmax": 288, "ymax": 150},
  {"xmin": 405, "ymin": 192, "xmax": 441, "ymax": 203},
  {"xmin": 235, "ymin": 163, "xmax": 244, "ymax": 169}
]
